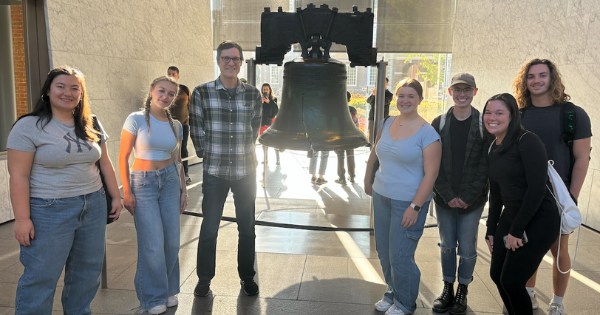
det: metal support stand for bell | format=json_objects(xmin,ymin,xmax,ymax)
[
  {"xmin": 370, "ymin": 59, "xmax": 387, "ymax": 235},
  {"xmin": 246, "ymin": 58, "xmax": 267, "ymax": 189}
]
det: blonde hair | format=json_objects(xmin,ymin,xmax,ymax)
[
  {"xmin": 143, "ymin": 76, "xmax": 179, "ymax": 140},
  {"xmin": 513, "ymin": 58, "xmax": 570, "ymax": 109}
]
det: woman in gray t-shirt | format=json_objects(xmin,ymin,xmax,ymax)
[{"xmin": 7, "ymin": 66, "xmax": 122, "ymax": 315}]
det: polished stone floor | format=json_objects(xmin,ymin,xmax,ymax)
[{"xmin": 1, "ymin": 146, "xmax": 600, "ymax": 314}]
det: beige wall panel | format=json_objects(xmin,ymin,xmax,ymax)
[{"xmin": 453, "ymin": 0, "xmax": 600, "ymax": 229}]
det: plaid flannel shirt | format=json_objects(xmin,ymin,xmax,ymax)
[{"xmin": 189, "ymin": 78, "xmax": 262, "ymax": 180}]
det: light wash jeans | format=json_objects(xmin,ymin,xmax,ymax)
[
  {"xmin": 309, "ymin": 151, "xmax": 329, "ymax": 175},
  {"xmin": 435, "ymin": 202, "xmax": 485, "ymax": 285},
  {"xmin": 373, "ymin": 191, "xmax": 430, "ymax": 315},
  {"xmin": 15, "ymin": 188, "xmax": 107, "ymax": 315},
  {"xmin": 131, "ymin": 163, "xmax": 181, "ymax": 310}
]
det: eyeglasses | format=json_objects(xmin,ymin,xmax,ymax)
[
  {"xmin": 221, "ymin": 56, "xmax": 243, "ymax": 64},
  {"xmin": 451, "ymin": 87, "xmax": 475, "ymax": 95}
]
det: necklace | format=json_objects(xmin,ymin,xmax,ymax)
[{"xmin": 398, "ymin": 116, "xmax": 418, "ymax": 126}]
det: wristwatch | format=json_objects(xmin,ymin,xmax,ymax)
[{"xmin": 410, "ymin": 203, "xmax": 421, "ymax": 212}]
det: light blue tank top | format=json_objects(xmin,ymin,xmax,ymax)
[
  {"xmin": 372, "ymin": 116, "xmax": 440, "ymax": 201},
  {"xmin": 123, "ymin": 111, "xmax": 183, "ymax": 161}
]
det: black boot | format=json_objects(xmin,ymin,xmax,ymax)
[
  {"xmin": 449, "ymin": 283, "xmax": 468, "ymax": 315},
  {"xmin": 432, "ymin": 281, "xmax": 454, "ymax": 313}
]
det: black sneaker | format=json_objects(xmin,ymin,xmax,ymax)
[
  {"xmin": 315, "ymin": 178, "xmax": 328, "ymax": 185},
  {"xmin": 348, "ymin": 176, "xmax": 355, "ymax": 183},
  {"xmin": 311, "ymin": 177, "xmax": 317, "ymax": 184},
  {"xmin": 334, "ymin": 178, "xmax": 347, "ymax": 185},
  {"xmin": 194, "ymin": 280, "xmax": 211, "ymax": 297},
  {"xmin": 241, "ymin": 279, "xmax": 259, "ymax": 296}
]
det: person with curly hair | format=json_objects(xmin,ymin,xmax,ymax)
[{"xmin": 514, "ymin": 59, "xmax": 592, "ymax": 315}]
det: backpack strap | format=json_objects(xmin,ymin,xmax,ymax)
[
  {"xmin": 561, "ymin": 102, "xmax": 577, "ymax": 148},
  {"xmin": 439, "ymin": 113, "xmax": 447, "ymax": 131}
]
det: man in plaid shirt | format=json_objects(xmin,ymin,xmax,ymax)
[{"xmin": 189, "ymin": 40, "xmax": 262, "ymax": 297}]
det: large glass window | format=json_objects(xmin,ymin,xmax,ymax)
[
  {"xmin": 346, "ymin": 65, "xmax": 357, "ymax": 86},
  {"xmin": 270, "ymin": 65, "xmax": 279, "ymax": 84}
]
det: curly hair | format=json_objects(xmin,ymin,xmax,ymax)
[{"xmin": 513, "ymin": 59, "xmax": 570, "ymax": 109}]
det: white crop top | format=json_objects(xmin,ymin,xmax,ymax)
[{"xmin": 123, "ymin": 111, "xmax": 182, "ymax": 161}]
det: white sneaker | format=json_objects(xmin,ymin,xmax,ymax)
[
  {"xmin": 167, "ymin": 295, "xmax": 178, "ymax": 307},
  {"xmin": 374, "ymin": 299, "xmax": 392, "ymax": 312},
  {"xmin": 547, "ymin": 302, "xmax": 567, "ymax": 315},
  {"xmin": 530, "ymin": 293, "xmax": 539, "ymax": 309},
  {"xmin": 148, "ymin": 304, "xmax": 167, "ymax": 314},
  {"xmin": 385, "ymin": 304, "xmax": 405, "ymax": 315}
]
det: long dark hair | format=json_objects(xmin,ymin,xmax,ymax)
[
  {"xmin": 14, "ymin": 66, "xmax": 98, "ymax": 142},
  {"xmin": 483, "ymin": 93, "xmax": 525, "ymax": 154},
  {"xmin": 261, "ymin": 83, "xmax": 274, "ymax": 101}
]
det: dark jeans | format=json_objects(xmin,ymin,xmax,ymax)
[
  {"xmin": 334, "ymin": 149, "xmax": 355, "ymax": 179},
  {"xmin": 182, "ymin": 125, "xmax": 189, "ymax": 176},
  {"xmin": 197, "ymin": 171, "xmax": 257, "ymax": 281}
]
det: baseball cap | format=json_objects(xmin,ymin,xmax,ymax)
[{"xmin": 450, "ymin": 73, "xmax": 476, "ymax": 88}]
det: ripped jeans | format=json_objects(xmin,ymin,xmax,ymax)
[
  {"xmin": 434, "ymin": 202, "xmax": 484, "ymax": 285},
  {"xmin": 373, "ymin": 191, "xmax": 430, "ymax": 315}
]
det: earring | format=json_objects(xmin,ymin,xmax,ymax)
[{"xmin": 40, "ymin": 94, "xmax": 50, "ymax": 103}]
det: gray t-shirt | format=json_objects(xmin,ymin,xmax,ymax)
[{"xmin": 7, "ymin": 116, "xmax": 109, "ymax": 199}]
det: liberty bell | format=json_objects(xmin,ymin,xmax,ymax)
[
  {"xmin": 259, "ymin": 57, "xmax": 368, "ymax": 151},
  {"xmin": 255, "ymin": 3, "xmax": 377, "ymax": 151}
]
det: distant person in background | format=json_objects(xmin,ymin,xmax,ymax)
[
  {"xmin": 259, "ymin": 83, "xmax": 280, "ymax": 165},
  {"xmin": 167, "ymin": 66, "xmax": 192, "ymax": 183},
  {"xmin": 309, "ymin": 150, "xmax": 329, "ymax": 185},
  {"xmin": 334, "ymin": 92, "xmax": 358, "ymax": 184},
  {"xmin": 367, "ymin": 77, "xmax": 394, "ymax": 144}
]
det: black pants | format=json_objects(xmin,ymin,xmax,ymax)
[
  {"xmin": 197, "ymin": 171, "xmax": 257, "ymax": 281},
  {"xmin": 334, "ymin": 149, "xmax": 355, "ymax": 179},
  {"xmin": 182, "ymin": 125, "xmax": 190, "ymax": 176},
  {"xmin": 489, "ymin": 201, "xmax": 560, "ymax": 315}
]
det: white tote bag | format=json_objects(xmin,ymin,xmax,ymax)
[
  {"xmin": 547, "ymin": 160, "xmax": 582, "ymax": 274},
  {"xmin": 546, "ymin": 160, "xmax": 582, "ymax": 234}
]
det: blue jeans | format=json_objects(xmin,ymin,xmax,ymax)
[
  {"xmin": 197, "ymin": 171, "xmax": 257, "ymax": 281},
  {"xmin": 435, "ymin": 202, "xmax": 485, "ymax": 285},
  {"xmin": 309, "ymin": 151, "xmax": 329, "ymax": 175},
  {"xmin": 373, "ymin": 191, "xmax": 430, "ymax": 314},
  {"xmin": 131, "ymin": 163, "xmax": 181, "ymax": 310},
  {"xmin": 15, "ymin": 188, "xmax": 107, "ymax": 315}
]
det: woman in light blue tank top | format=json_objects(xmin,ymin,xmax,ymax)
[
  {"xmin": 364, "ymin": 79, "xmax": 442, "ymax": 315},
  {"xmin": 119, "ymin": 76, "xmax": 187, "ymax": 314}
]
